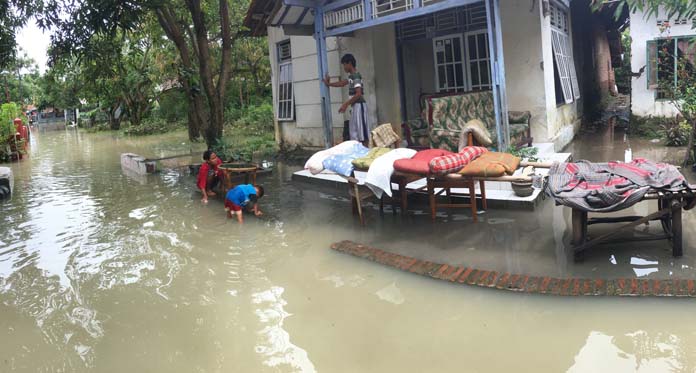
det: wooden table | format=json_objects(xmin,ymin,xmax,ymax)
[
  {"xmin": 218, "ymin": 164, "xmax": 258, "ymax": 192},
  {"xmin": 571, "ymin": 190, "xmax": 693, "ymax": 261}
]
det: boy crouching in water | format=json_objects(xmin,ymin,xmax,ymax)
[{"xmin": 224, "ymin": 184, "xmax": 264, "ymax": 223}]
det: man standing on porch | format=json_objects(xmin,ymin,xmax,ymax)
[{"xmin": 323, "ymin": 54, "xmax": 371, "ymax": 145}]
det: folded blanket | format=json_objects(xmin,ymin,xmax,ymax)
[
  {"xmin": 304, "ymin": 140, "xmax": 360, "ymax": 174},
  {"xmin": 459, "ymin": 152, "xmax": 520, "ymax": 177},
  {"xmin": 370, "ymin": 123, "xmax": 400, "ymax": 148},
  {"xmin": 365, "ymin": 148, "xmax": 417, "ymax": 198},
  {"xmin": 352, "ymin": 147, "xmax": 391, "ymax": 170},
  {"xmin": 547, "ymin": 159, "xmax": 693, "ymax": 212},
  {"xmin": 322, "ymin": 143, "xmax": 369, "ymax": 176}
]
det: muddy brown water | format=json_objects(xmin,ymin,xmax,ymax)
[{"xmin": 1, "ymin": 127, "xmax": 696, "ymax": 372}]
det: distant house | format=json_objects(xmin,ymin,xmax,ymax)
[
  {"xmin": 630, "ymin": 8, "xmax": 696, "ymax": 117},
  {"xmin": 245, "ymin": 0, "xmax": 616, "ymax": 150}
]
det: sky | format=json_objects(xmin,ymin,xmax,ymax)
[{"xmin": 16, "ymin": 20, "xmax": 50, "ymax": 74}]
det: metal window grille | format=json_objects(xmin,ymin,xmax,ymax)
[
  {"xmin": 433, "ymin": 34, "xmax": 467, "ymax": 93},
  {"xmin": 276, "ymin": 40, "xmax": 294, "ymax": 121},
  {"xmin": 371, "ymin": 0, "xmax": 413, "ymax": 19},
  {"xmin": 465, "ymin": 31, "xmax": 491, "ymax": 91},
  {"xmin": 277, "ymin": 62, "xmax": 294, "ymax": 121},
  {"xmin": 324, "ymin": 3, "xmax": 364, "ymax": 29},
  {"xmin": 396, "ymin": 3, "xmax": 487, "ymax": 42},
  {"xmin": 277, "ymin": 40, "xmax": 292, "ymax": 62}
]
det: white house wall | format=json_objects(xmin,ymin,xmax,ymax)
[
  {"xmin": 370, "ymin": 24, "xmax": 402, "ymax": 130},
  {"xmin": 630, "ymin": 9, "xmax": 695, "ymax": 117},
  {"xmin": 268, "ymin": 25, "xmax": 394, "ymax": 147},
  {"xmin": 267, "ymin": 27, "xmax": 344, "ymax": 147},
  {"xmin": 500, "ymin": 0, "xmax": 549, "ymax": 143}
]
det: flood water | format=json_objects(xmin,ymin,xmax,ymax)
[{"xmin": 1, "ymin": 127, "xmax": 696, "ymax": 372}]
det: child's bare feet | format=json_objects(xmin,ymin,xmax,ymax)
[{"xmin": 207, "ymin": 190, "xmax": 217, "ymax": 196}]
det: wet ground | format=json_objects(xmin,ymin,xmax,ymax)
[{"xmin": 1, "ymin": 126, "xmax": 696, "ymax": 372}]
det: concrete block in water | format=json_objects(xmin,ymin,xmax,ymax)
[
  {"xmin": 120, "ymin": 153, "xmax": 157, "ymax": 175},
  {"xmin": 0, "ymin": 167, "xmax": 13, "ymax": 199}
]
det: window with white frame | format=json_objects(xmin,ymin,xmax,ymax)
[
  {"xmin": 432, "ymin": 31, "xmax": 491, "ymax": 93},
  {"xmin": 276, "ymin": 40, "xmax": 294, "ymax": 121},
  {"xmin": 465, "ymin": 30, "xmax": 492, "ymax": 91},
  {"xmin": 433, "ymin": 34, "xmax": 467, "ymax": 93},
  {"xmin": 549, "ymin": 2, "xmax": 580, "ymax": 104}
]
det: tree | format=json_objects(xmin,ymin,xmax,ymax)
[
  {"xmin": 51, "ymin": 0, "xmax": 254, "ymax": 147},
  {"xmin": 655, "ymin": 40, "xmax": 696, "ymax": 166},
  {"xmin": 592, "ymin": 1, "xmax": 696, "ymax": 22}
]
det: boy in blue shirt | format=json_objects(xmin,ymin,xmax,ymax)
[{"xmin": 224, "ymin": 184, "xmax": 265, "ymax": 223}]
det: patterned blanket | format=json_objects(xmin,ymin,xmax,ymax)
[{"xmin": 546, "ymin": 159, "xmax": 692, "ymax": 212}]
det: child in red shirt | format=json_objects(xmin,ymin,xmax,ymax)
[{"xmin": 197, "ymin": 150, "xmax": 222, "ymax": 203}]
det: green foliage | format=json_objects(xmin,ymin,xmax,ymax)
[
  {"xmin": 508, "ymin": 145, "xmax": 539, "ymax": 162},
  {"xmin": 156, "ymin": 89, "xmax": 188, "ymax": 123},
  {"xmin": 230, "ymin": 102, "xmax": 274, "ymax": 131},
  {"xmin": 628, "ymin": 115, "xmax": 664, "ymax": 139},
  {"xmin": 122, "ymin": 118, "xmax": 185, "ymax": 136},
  {"xmin": 0, "ymin": 103, "xmax": 20, "ymax": 140},
  {"xmin": 662, "ymin": 120, "xmax": 692, "ymax": 147}
]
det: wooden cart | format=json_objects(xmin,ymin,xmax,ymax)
[{"xmin": 571, "ymin": 190, "xmax": 694, "ymax": 261}]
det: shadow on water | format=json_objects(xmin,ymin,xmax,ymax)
[{"xmin": 0, "ymin": 127, "xmax": 696, "ymax": 371}]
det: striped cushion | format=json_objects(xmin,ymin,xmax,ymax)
[{"xmin": 429, "ymin": 146, "xmax": 488, "ymax": 175}]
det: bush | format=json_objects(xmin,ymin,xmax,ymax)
[
  {"xmin": 229, "ymin": 102, "xmax": 274, "ymax": 133},
  {"xmin": 662, "ymin": 120, "xmax": 692, "ymax": 147},
  {"xmin": 156, "ymin": 89, "xmax": 188, "ymax": 123},
  {"xmin": 628, "ymin": 115, "xmax": 663, "ymax": 139},
  {"xmin": 123, "ymin": 118, "xmax": 185, "ymax": 136}
]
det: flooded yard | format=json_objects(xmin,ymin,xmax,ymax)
[{"xmin": 1, "ymin": 127, "xmax": 696, "ymax": 372}]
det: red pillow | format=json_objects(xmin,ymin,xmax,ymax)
[
  {"xmin": 429, "ymin": 146, "xmax": 488, "ymax": 175},
  {"xmin": 394, "ymin": 149, "xmax": 454, "ymax": 174}
]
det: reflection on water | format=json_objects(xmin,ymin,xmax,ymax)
[{"xmin": 0, "ymin": 128, "xmax": 695, "ymax": 371}]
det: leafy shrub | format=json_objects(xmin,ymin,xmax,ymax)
[
  {"xmin": 123, "ymin": 118, "xmax": 185, "ymax": 136},
  {"xmin": 662, "ymin": 120, "xmax": 692, "ymax": 147},
  {"xmin": 628, "ymin": 115, "xmax": 663, "ymax": 139},
  {"xmin": 509, "ymin": 145, "xmax": 539, "ymax": 162},
  {"xmin": 156, "ymin": 89, "xmax": 188, "ymax": 123},
  {"xmin": 231, "ymin": 103, "xmax": 274, "ymax": 132}
]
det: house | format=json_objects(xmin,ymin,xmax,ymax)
[
  {"xmin": 630, "ymin": 8, "xmax": 696, "ymax": 117},
  {"xmin": 244, "ymin": 0, "xmax": 601, "ymax": 151}
]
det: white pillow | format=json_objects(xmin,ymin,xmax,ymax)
[
  {"xmin": 305, "ymin": 149, "xmax": 332, "ymax": 174},
  {"xmin": 304, "ymin": 141, "xmax": 360, "ymax": 175}
]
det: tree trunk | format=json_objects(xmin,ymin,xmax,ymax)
[{"xmin": 155, "ymin": 8, "xmax": 207, "ymax": 142}]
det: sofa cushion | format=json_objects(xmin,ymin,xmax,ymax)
[
  {"xmin": 458, "ymin": 152, "xmax": 521, "ymax": 178},
  {"xmin": 394, "ymin": 148, "xmax": 454, "ymax": 175},
  {"xmin": 352, "ymin": 147, "xmax": 392, "ymax": 170}
]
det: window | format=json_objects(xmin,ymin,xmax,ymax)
[
  {"xmin": 276, "ymin": 40, "xmax": 294, "ymax": 121},
  {"xmin": 431, "ymin": 29, "xmax": 491, "ymax": 93},
  {"xmin": 433, "ymin": 34, "xmax": 467, "ymax": 93},
  {"xmin": 465, "ymin": 30, "xmax": 491, "ymax": 91},
  {"xmin": 647, "ymin": 36, "xmax": 696, "ymax": 99},
  {"xmin": 549, "ymin": 2, "xmax": 580, "ymax": 104}
]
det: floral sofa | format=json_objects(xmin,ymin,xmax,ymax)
[{"xmin": 403, "ymin": 91, "xmax": 532, "ymax": 152}]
